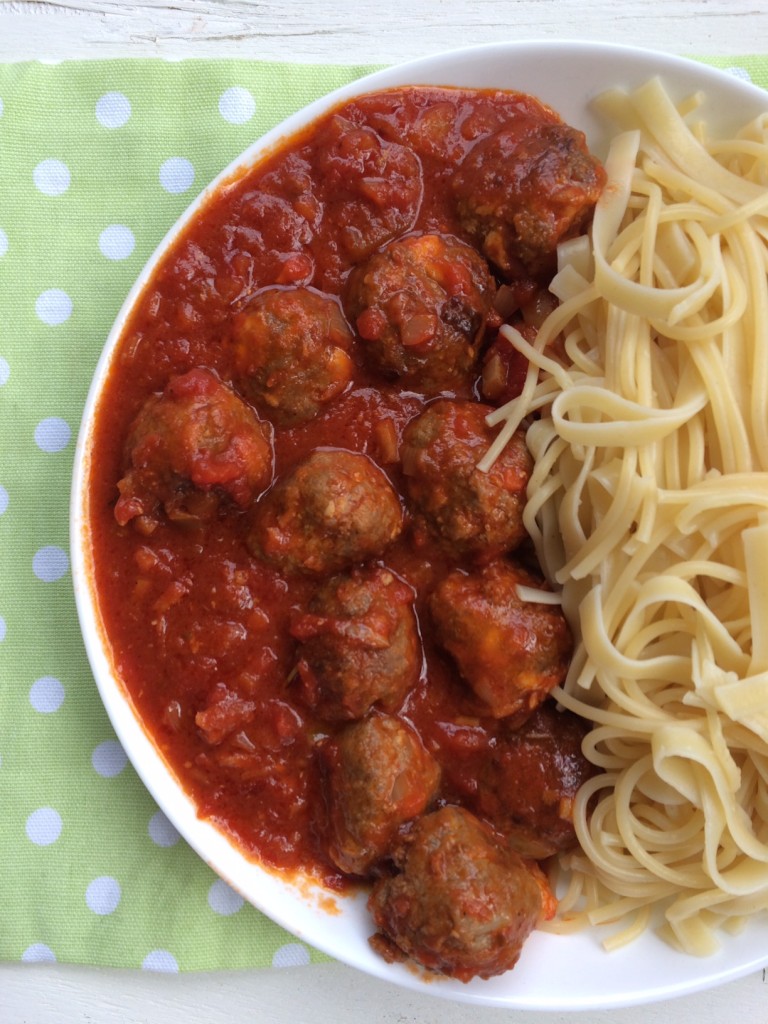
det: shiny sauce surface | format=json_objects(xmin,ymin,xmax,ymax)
[{"xmin": 88, "ymin": 86, "xmax": 592, "ymax": 888}]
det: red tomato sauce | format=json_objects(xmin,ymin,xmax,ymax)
[{"xmin": 87, "ymin": 86, "xmax": 602, "ymax": 890}]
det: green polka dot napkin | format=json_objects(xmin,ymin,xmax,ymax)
[{"xmin": 0, "ymin": 55, "xmax": 765, "ymax": 974}]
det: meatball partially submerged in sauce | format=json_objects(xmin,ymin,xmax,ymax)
[
  {"xmin": 400, "ymin": 398, "xmax": 532, "ymax": 559},
  {"xmin": 314, "ymin": 114, "xmax": 424, "ymax": 268},
  {"xmin": 430, "ymin": 559, "xmax": 572, "ymax": 723},
  {"xmin": 232, "ymin": 286, "xmax": 355, "ymax": 425},
  {"xmin": 471, "ymin": 701, "xmax": 594, "ymax": 859},
  {"xmin": 115, "ymin": 367, "xmax": 273, "ymax": 530},
  {"xmin": 452, "ymin": 117, "xmax": 606, "ymax": 278},
  {"xmin": 368, "ymin": 805, "xmax": 543, "ymax": 982},
  {"xmin": 248, "ymin": 448, "xmax": 403, "ymax": 575},
  {"xmin": 290, "ymin": 566, "xmax": 421, "ymax": 722},
  {"xmin": 320, "ymin": 713, "xmax": 441, "ymax": 877},
  {"xmin": 344, "ymin": 233, "xmax": 496, "ymax": 394}
]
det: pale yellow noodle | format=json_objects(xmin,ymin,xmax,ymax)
[{"xmin": 490, "ymin": 80, "xmax": 768, "ymax": 954}]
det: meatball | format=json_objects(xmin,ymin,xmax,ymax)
[
  {"xmin": 320, "ymin": 714, "xmax": 441, "ymax": 876},
  {"xmin": 452, "ymin": 118, "xmax": 606, "ymax": 278},
  {"xmin": 368, "ymin": 805, "xmax": 542, "ymax": 982},
  {"xmin": 231, "ymin": 286, "xmax": 355, "ymax": 425},
  {"xmin": 114, "ymin": 367, "xmax": 273, "ymax": 529},
  {"xmin": 400, "ymin": 399, "xmax": 532, "ymax": 559},
  {"xmin": 314, "ymin": 115, "xmax": 423, "ymax": 266},
  {"xmin": 472, "ymin": 701, "xmax": 594, "ymax": 858},
  {"xmin": 290, "ymin": 566, "xmax": 421, "ymax": 721},
  {"xmin": 343, "ymin": 233, "xmax": 496, "ymax": 394},
  {"xmin": 429, "ymin": 560, "xmax": 572, "ymax": 723},
  {"xmin": 248, "ymin": 448, "xmax": 403, "ymax": 574}
]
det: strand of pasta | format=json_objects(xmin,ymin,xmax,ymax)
[{"xmin": 487, "ymin": 80, "xmax": 768, "ymax": 954}]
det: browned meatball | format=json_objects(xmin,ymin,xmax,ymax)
[
  {"xmin": 368, "ymin": 805, "xmax": 542, "ymax": 982},
  {"xmin": 248, "ymin": 448, "xmax": 403, "ymax": 574},
  {"xmin": 232, "ymin": 286, "xmax": 355, "ymax": 425},
  {"xmin": 471, "ymin": 701, "xmax": 594, "ymax": 858},
  {"xmin": 343, "ymin": 233, "xmax": 496, "ymax": 393},
  {"xmin": 314, "ymin": 115, "xmax": 423, "ymax": 265},
  {"xmin": 400, "ymin": 399, "xmax": 532, "ymax": 559},
  {"xmin": 320, "ymin": 714, "xmax": 441, "ymax": 876},
  {"xmin": 429, "ymin": 560, "xmax": 572, "ymax": 723},
  {"xmin": 290, "ymin": 566, "xmax": 421, "ymax": 721},
  {"xmin": 452, "ymin": 117, "xmax": 605, "ymax": 278},
  {"xmin": 114, "ymin": 367, "xmax": 273, "ymax": 530}
]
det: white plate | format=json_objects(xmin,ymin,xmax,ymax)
[{"xmin": 70, "ymin": 41, "xmax": 768, "ymax": 1010}]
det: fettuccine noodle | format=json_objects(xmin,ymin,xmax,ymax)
[{"xmin": 483, "ymin": 76, "xmax": 768, "ymax": 955}]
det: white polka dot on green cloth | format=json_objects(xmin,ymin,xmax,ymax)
[
  {"xmin": 21, "ymin": 944, "xmax": 57, "ymax": 964},
  {"xmin": 32, "ymin": 545, "xmax": 69, "ymax": 582},
  {"xmin": 35, "ymin": 288, "xmax": 73, "ymax": 326},
  {"xmin": 218, "ymin": 86, "xmax": 256, "ymax": 125},
  {"xmin": 34, "ymin": 416, "xmax": 71, "ymax": 453},
  {"xmin": 91, "ymin": 739, "xmax": 128, "ymax": 778},
  {"xmin": 148, "ymin": 809, "xmax": 180, "ymax": 848},
  {"xmin": 0, "ymin": 227, "xmax": 7, "ymax": 257},
  {"xmin": 207, "ymin": 878, "xmax": 244, "ymax": 916},
  {"xmin": 29, "ymin": 675, "xmax": 65, "ymax": 713},
  {"xmin": 0, "ymin": 484, "xmax": 7, "ymax": 516},
  {"xmin": 85, "ymin": 876, "xmax": 121, "ymax": 915},
  {"xmin": 159, "ymin": 157, "xmax": 195, "ymax": 194},
  {"xmin": 142, "ymin": 949, "xmax": 179, "ymax": 973},
  {"xmin": 25, "ymin": 807, "xmax": 63, "ymax": 846},
  {"xmin": 95, "ymin": 91, "xmax": 132, "ymax": 129},
  {"xmin": 33, "ymin": 158, "xmax": 71, "ymax": 196},
  {"xmin": 0, "ymin": 356, "xmax": 9, "ymax": 386},
  {"xmin": 99, "ymin": 224, "xmax": 136, "ymax": 261},
  {"xmin": 0, "ymin": 615, "xmax": 6, "ymax": 642},
  {"xmin": 272, "ymin": 943, "xmax": 311, "ymax": 968}
]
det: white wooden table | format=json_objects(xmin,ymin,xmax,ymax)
[{"xmin": 1, "ymin": 2, "xmax": 767, "ymax": 1021}]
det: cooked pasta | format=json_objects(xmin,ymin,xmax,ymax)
[{"xmin": 482, "ymin": 76, "xmax": 768, "ymax": 955}]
